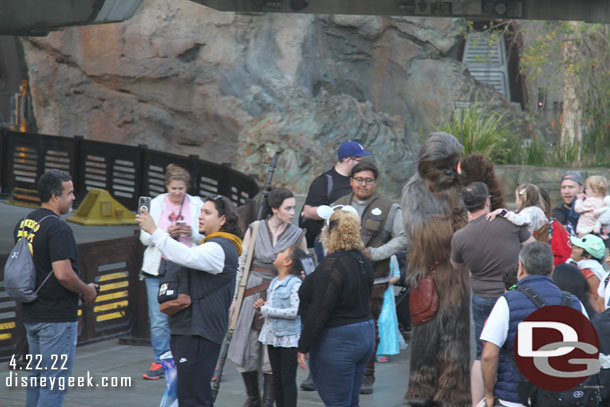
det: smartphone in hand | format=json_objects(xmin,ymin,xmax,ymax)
[
  {"xmin": 299, "ymin": 256, "xmax": 316, "ymax": 275},
  {"xmin": 138, "ymin": 196, "xmax": 152, "ymax": 214}
]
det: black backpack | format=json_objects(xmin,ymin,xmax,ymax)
[
  {"xmin": 505, "ymin": 285, "xmax": 601, "ymax": 407},
  {"xmin": 298, "ymin": 173, "xmax": 333, "ymax": 248}
]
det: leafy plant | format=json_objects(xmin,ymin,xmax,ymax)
[{"xmin": 434, "ymin": 103, "xmax": 512, "ymax": 162}]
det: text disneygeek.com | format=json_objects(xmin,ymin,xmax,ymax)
[{"xmin": 4, "ymin": 371, "xmax": 132, "ymax": 391}]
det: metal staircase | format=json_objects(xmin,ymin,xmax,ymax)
[{"xmin": 463, "ymin": 32, "xmax": 511, "ymax": 100}]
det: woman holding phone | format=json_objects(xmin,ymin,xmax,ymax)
[
  {"xmin": 137, "ymin": 195, "xmax": 243, "ymax": 406},
  {"xmin": 139, "ymin": 164, "xmax": 204, "ymax": 380},
  {"xmin": 228, "ymin": 187, "xmax": 307, "ymax": 407}
]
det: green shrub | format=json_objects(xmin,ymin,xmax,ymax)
[
  {"xmin": 434, "ymin": 103, "xmax": 512, "ymax": 162},
  {"xmin": 433, "ymin": 103, "xmax": 610, "ymax": 168}
]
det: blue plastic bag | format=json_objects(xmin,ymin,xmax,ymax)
[{"xmin": 160, "ymin": 351, "xmax": 178, "ymax": 407}]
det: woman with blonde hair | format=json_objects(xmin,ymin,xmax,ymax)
[
  {"xmin": 297, "ymin": 206, "xmax": 375, "ymax": 406},
  {"xmin": 486, "ymin": 183, "xmax": 548, "ymax": 235},
  {"xmin": 139, "ymin": 164, "xmax": 204, "ymax": 380}
]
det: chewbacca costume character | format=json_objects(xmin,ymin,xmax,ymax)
[{"xmin": 401, "ymin": 132, "xmax": 470, "ymax": 407}]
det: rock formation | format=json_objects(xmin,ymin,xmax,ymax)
[{"xmin": 21, "ymin": 0, "xmax": 526, "ymax": 197}]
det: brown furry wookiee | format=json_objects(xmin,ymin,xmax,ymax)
[{"xmin": 401, "ymin": 133, "xmax": 497, "ymax": 407}]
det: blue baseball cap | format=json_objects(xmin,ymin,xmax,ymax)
[{"xmin": 337, "ymin": 141, "xmax": 372, "ymax": 159}]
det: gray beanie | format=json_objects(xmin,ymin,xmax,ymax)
[{"xmin": 561, "ymin": 170, "xmax": 584, "ymax": 185}]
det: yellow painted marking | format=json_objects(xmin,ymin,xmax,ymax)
[
  {"xmin": 100, "ymin": 281, "xmax": 128, "ymax": 292},
  {"xmin": 0, "ymin": 322, "xmax": 16, "ymax": 330},
  {"xmin": 0, "ymin": 333, "xmax": 12, "ymax": 341},
  {"xmin": 94, "ymin": 301, "xmax": 128, "ymax": 312},
  {"xmin": 96, "ymin": 311, "xmax": 125, "ymax": 322},
  {"xmin": 98, "ymin": 272, "xmax": 128, "ymax": 282},
  {"xmin": 97, "ymin": 291, "xmax": 128, "ymax": 302}
]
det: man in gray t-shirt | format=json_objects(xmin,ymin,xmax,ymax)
[{"xmin": 450, "ymin": 182, "xmax": 534, "ymax": 405}]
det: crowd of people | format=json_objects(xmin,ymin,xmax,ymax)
[{"xmin": 13, "ymin": 135, "xmax": 610, "ymax": 407}]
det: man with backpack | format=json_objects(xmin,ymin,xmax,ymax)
[
  {"xmin": 13, "ymin": 169, "xmax": 97, "ymax": 406},
  {"xmin": 300, "ymin": 140, "xmax": 372, "ymax": 262},
  {"xmin": 298, "ymin": 141, "xmax": 371, "ymax": 392},
  {"xmin": 480, "ymin": 242, "xmax": 589, "ymax": 407}
]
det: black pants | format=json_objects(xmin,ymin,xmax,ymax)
[
  {"xmin": 267, "ymin": 345, "xmax": 298, "ymax": 407},
  {"xmin": 170, "ymin": 335, "xmax": 221, "ymax": 407}
]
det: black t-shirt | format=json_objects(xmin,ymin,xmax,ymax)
[
  {"xmin": 552, "ymin": 203, "xmax": 570, "ymax": 225},
  {"xmin": 304, "ymin": 167, "xmax": 352, "ymax": 207},
  {"xmin": 14, "ymin": 208, "xmax": 80, "ymax": 322},
  {"xmin": 302, "ymin": 168, "xmax": 352, "ymax": 241},
  {"xmin": 552, "ymin": 200, "xmax": 578, "ymax": 235}
]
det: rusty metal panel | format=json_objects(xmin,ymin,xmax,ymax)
[{"xmin": 76, "ymin": 236, "xmax": 144, "ymax": 344}]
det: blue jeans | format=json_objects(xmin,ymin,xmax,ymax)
[
  {"xmin": 472, "ymin": 294, "xmax": 498, "ymax": 360},
  {"xmin": 309, "ymin": 320, "xmax": 375, "ymax": 407},
  {"xmin": 24, "ymin": 321, "xmax": 78, "ymax": 407},
  {"xmin": 145, "ymin": 277, "xmax": 170, "ymax": 363}
]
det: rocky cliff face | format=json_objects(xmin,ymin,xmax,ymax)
[{"xmin": 22, "ymin": 0, "xmax": 522, "ymax": 198}]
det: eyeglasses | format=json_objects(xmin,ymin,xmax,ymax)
[{"xmin": 352, "ymin": 177, "xmax": 375, "ymax": 185}]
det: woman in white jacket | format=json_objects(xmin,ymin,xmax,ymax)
[{"xmin": 139, "ymin": 164, "xmax": 204, "ymax": 380}]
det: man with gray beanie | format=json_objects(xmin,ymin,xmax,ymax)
[{"xmin": 552, "ymin": 170, "xmax": 585, "ymax": 236}]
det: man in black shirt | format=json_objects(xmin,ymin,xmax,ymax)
[
  {"xmin": 302, "ymin": 140, "xmax": 372, "ymax": 260},
  {"xmin": 552, "ymin": 170, "xmax": 584, "ymax": 236},
  {"xmin": 299, "ymin": 140, "xmax": 371, "ymax": 392},
  {"xmin": 15, "ymin": 169, "xmax": 97, "ymax": 406}
]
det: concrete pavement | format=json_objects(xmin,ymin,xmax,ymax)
[{"xmin": 0, "ymin": 338, "xmax": 412, "ymax": 406}]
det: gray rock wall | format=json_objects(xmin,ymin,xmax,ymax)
[{"xmin": 22, "ymin": 0, "xmax": 530, "ymax": 196}]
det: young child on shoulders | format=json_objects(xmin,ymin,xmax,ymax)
[
  {"xmin": 574, "ymin": 175, "xmax": 607, "ymax": 237},
  {"xmin": 486, "ymin": 183, "xmax": 548, "ymax": 234}
]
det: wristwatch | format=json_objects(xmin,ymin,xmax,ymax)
[{"xmin": 499, "ymin": 209, "xmax": 508, "ymax": 217}]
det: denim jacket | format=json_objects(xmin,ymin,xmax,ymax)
[{"xmin": 261, "ymin": 275, "xmax": 302, "ymax": 337}]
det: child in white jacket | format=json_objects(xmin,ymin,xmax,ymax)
[{"xmin": 486, "ymin": 183, "xmax": 548, "ymax": 234}]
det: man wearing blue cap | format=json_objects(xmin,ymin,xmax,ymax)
[
  {"xmin": 301, "ymin": 140, "xmax": 372, "ymax": 260},
  {"xmin": 298, "ymin": 140, "xmax": 371, "ymax": 391}
]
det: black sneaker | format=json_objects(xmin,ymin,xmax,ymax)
[
  {"xmin": 300, "ymin": 374, "xmax": 316, "ymax": 391},
  {"xmin": 142, "ymin": 362, "xmax": 164, "ymax": 380},
  {"xmin": 360, "ymin": 377, "xmax": 374, "ymax": 394}
]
